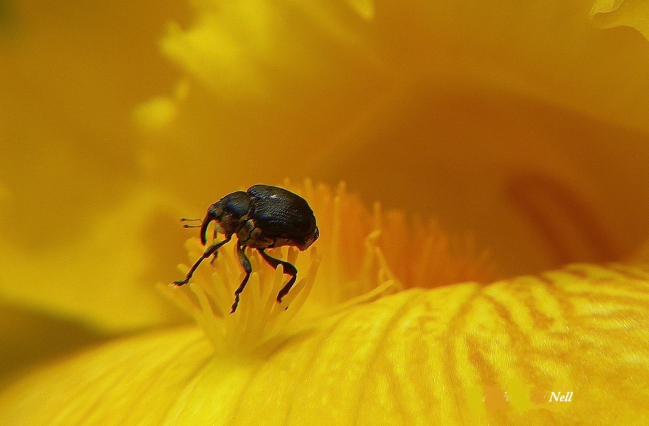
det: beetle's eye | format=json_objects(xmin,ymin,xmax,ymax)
[
  {"xmin": 224, "ymin": 194, "xmax": 252, "ymax": 218},
  {"xmin": 208, "ymin": 206, "xmax": 223, "ymax": 218}
]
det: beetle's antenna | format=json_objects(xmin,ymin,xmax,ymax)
[{"xmin": 180, "ymin": 218, "xmax": 202, "ymax": 229}]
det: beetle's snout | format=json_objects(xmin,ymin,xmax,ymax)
[
  {"xmin": 200, "ymin": 204, "xmax": 226, "ymax": 245},
  {"xmin": 200, "ymin": 215, "xmax": 213, "ymax": 245}
]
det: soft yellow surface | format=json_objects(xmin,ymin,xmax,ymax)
[
  {"xmin": 591, "ymin": 0, "xmax": 649, "ymax": 39},
  {"xmin": 0, "ymin": 185, "xmax": 186, "ymax": 332},
  {"xmin": 2, "ymin": 0, "xmax": 649, "ymax": 327},
  {"xmin": 1, "ymin": 264, "xmax": 647, "ymax": 425},
  {"xmin": 144, "ymin": 0, "xmax": 649, "ymax": 276},
  {"xmin": 1, "ymin": 1, "xmax": 649, "ymax": 423}
]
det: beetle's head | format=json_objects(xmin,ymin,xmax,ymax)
[{"xmin": 200, "ymin": 191, "xmax": 252, "ymax": 245}]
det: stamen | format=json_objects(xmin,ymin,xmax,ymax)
[{"xmin": 159, "ymin": 179, "xmax": 497, "ymax": 355}]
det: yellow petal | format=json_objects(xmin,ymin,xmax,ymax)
[
  {"xmin": 0, "ymin": 1, "xmax": 193, "ymax": 331},
  {"xmin": 0, "ymin": 185, "xmax": 188, "ymax": 332},
  {"xmin": 0, "ymin": 304, "xmax": 105, "ymax": 386},
  {"xmin": 1, "ymin": 263, "xmax": 647, "ymax": 424},
  {"xmin": 0, "ymin": 0, "xmax": 185, "ymax": 246},
  {"xmin": 140, "ymin": 0, "xmax": 649, "ymax": 278},
  {"xmin": 347, "ymin": 0, "xmax": 374, "ymax": 20},
  {"xmin": 591, "ymin": 0, "xmax": 649, "ymax": 41}
]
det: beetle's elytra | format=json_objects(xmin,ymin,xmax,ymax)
[{"xmin": 173, "ymin": 184, "xmax": 319, "ymax": 313}]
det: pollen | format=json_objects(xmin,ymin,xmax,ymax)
[{"xmin": 158, "ymin": 179, "xmax": 497, "ymax": 355}]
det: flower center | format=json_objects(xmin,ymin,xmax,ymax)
[{"xmin": 159, "ymin": 179, "xmax": 496, "ymax": 355}]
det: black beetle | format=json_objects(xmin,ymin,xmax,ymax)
[{"xmin": 173, "ymin": 184, "xmax": 319, "ymax": 313}]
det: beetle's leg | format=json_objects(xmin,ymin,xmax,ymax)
[
  {"xmin": 209, "ymin": 246, "xmax": 220, "ymax": 266},
  {"xmin": 173, "ymin": 235, "xmax": 231, "ymax": 286},
  {"xmin": 258, "ymin": 249, "xmax": 298, "ymax": 304},
  {"xmin": 231, "ymin": 243, "xmax": 252, "ymax": 313}
]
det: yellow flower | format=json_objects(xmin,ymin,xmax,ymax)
[
  {"xmin": 2, "ymin": 181, "xmax": 648, "ymax": 424},
  {"xmin": 1, "ymin": 0, "xmax": 649, "ymax": 424}
]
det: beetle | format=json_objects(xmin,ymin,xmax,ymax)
[{"xmin": 173, "ymin": 184, "xmax": 319, "ymax": 313}]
